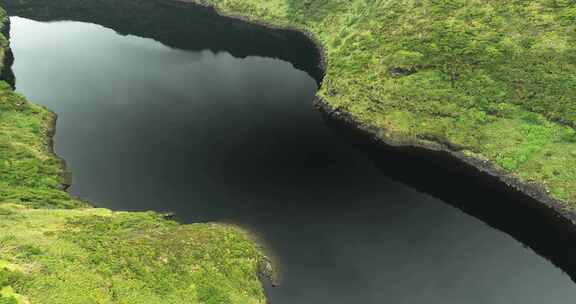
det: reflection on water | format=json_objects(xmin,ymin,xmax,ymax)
[{"xmin": 10, "ymin": 16, "xmax": 576, "ymax": 304}]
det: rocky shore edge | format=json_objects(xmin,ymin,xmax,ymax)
[{"xmin": 191, "ymin": 0, "xmax": 576, "ymax": 282}]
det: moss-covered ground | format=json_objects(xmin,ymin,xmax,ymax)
[
  {"xmin": 195, "ymin": 0, "xmax": 576, "ymax": 207},
  {"xmin": 0, "ymin": 7, "xmax": 267, "ymax": 303},
  {"xmin": 0, "ymin": 205, "xmax": 266, "ymax": 304}
]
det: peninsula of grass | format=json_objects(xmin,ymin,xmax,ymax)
[
  {"xmin": 0, "ymin": 9, "xmax": 268, "ymax": 304},
  {"xmin": 195, "ymin": 0, "xmax": 576, "ymax": 208}
]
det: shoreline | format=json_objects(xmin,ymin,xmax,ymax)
[
  {"xmin": 189, "ymin": 0, "xmax": 576, "ymax": 221},
  {"xmin": 39, "ymin": 81, "xmax": 278, "ymax": 303},
  {"xmin": 186, "ymin": 0, "xmax": 327, "ymax": 85},
  {"xmin": 45, "ymin": 113, "xmax": 73, "ymax": 190},
  {"xmin": 190, "ymin": 0, "xmax": 576, "ymax": 281},
  {"xmin": 315, "ymin": 96, "xmax": 576, "ymax": 223},
  {"xmin": 22, "ymin": 61, "xmax": 277, "ymax": 304},
  {"xmin": 3, "ymin": 0, "xmax": 576, "ymax": 300},
  {"xmin": 316, "ymin": 95, "xmax": 576, "ymax": 281},
  {"xmin": 1, "ymin": 12, "xmax": 272, "ymax": 303}
]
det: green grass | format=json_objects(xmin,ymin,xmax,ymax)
[
  {"xmin": 0, "ymin": 205, "xmax": 266, "ymax": 304},
  {"xmin": 0, "ymin": 7, "xmax": 267, "ymax": 303},
  {"xmin": 0, "ymin": 83, "xmax": 85, "ymax": 210},
  {"xmin": 197, "ymin": 0, "xmax": 576, "ymax": 206}
]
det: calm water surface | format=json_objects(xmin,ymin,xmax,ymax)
[{"xmin": 10, "ymin": 16, "xmax": 576, "ymax": 303}]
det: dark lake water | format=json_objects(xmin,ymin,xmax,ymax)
[{"xmin": 9, "ymin": 11, "xmax": 576, "ymax": 304}]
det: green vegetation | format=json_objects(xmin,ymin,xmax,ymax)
[
  {"xmin": 0, "ymin": 8, "xmax": 267, "ymax": 303},
  {"xmin": 0, "ymin": 82, "xmax": 84, "ymax": 210},
  {"xmin": 0, "ymin": 205, "xmax": 266, "ymax": 304},
  {"xmin": 197, "ymin": 0, "xmax": 576, "ymax": 206}
]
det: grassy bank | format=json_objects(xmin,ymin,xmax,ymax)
[
  {"xmin": 0, "ymin": 9, "xmax": 267, "ymax": 304},
  {"xmin": 195, "ymin": 0, "xmax": 576, "ymax": 208}
]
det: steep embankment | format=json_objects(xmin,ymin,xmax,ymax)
[
  {"xmin": 0, "ymin": 9, "xmax": 268, "ymax": 304},
  {"xmin": 194, "ymin": 1, "xmax": 576, "ymax": 212}
]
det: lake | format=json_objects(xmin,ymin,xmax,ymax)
[{"xmin": 7, "ymin": 3, "xmax": 576, "ymax": 303}]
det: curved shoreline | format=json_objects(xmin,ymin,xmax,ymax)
[
  {"xmin": 1, "ymin": 12, "xmax": 273, "ymax": 303},
  {"xmin": 316, "ymin": 95, "xmax": 576, "ymax": 280},
  {"xmin": 315, "ymin": 97, "xmax": 576, "ymax": 223},
  {"xmin": 190, "ymin": 0, "xmax": 575, "ymax": 219},
  {"xmin": 190, "ymin": 0, "xmax": 576, "ymax": 281},
  {"xmin": 5, "ymin": 2, "xmax": 576, "ymax": 275},
  {"xmin": 25, "ymin": 68, "xmax": 277, "ymax": 304},
  {"xmin": 4, "ymin": 0, "xmax": 576, "ymax": 300},
  {"xmin": 193, "ymin": 2, "xmax": 328, "ymax": 84}
]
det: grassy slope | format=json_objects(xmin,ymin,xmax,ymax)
[
  {"xmin": 0, "ymin": 9, "xmax": 266, "ymax": 304},
  {"xmin": 196, "ymin": 0, "xmax": 576, "ymax": 207},
  {"xmin": 0, "ymin": 206, "xmax": 266, "ymax": 304}
]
